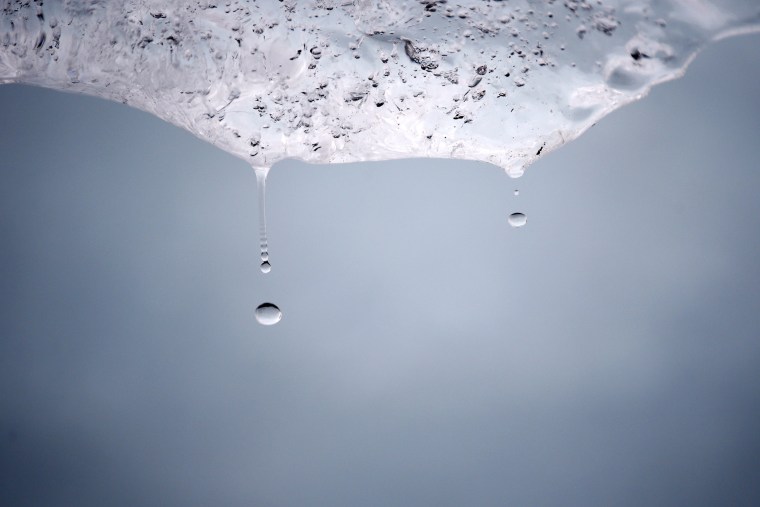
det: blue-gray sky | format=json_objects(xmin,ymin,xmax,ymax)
[{"xmin": 1, "ymin": 34, "xmax": 759, "ymax": 506}]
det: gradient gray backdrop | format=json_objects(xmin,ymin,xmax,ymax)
[{"xmin": 1, "ymin": 34, "xmax": 759, "ymax": 506}]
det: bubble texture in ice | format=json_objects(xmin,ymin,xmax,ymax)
[{"xmin": 1, "ymin": 0, "xmax": 758, "ymax": 175}]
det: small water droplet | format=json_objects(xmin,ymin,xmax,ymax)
[
  {"xmin": 260, "ymin": 261, "xmax": 271, "ymax": 273},
  {"xmin": 514, "ymin": 189, "xmax": 520, "ymax": 196},
  {"xmin": 508, "ymin": 212, "xmax": 527, "ymax": 228},
  {"xmin": 255, "ymin": 303, "xmax": 282, "ymax": 326},
  {"xmin": 261, "ymin": 252, "xmax": 269, "ymax": 262}
]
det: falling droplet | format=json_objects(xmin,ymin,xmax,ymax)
[
  {"xmin": 508, "ymin": 212, "xmax": 527, "ymax": 228},
  {"xmin": 255, "ymin": 167, "xmax": 271, "ymax": 272},
  {"xmin": 514, "ymin": 189, "xmax": 520, "ymax": 196},
  {"xmin": 255, "ymin": 303, "xmax": 282, "ymax": 326}
]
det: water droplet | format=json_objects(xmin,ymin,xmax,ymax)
[
  {"xmin": 514, "ymin": 189, "xmax": 520, "ymax": 196},
  {"xmin": 261, "ymin": 251, "xmax": 269, "ymax": 262},
  {"xmin": 255, "ymin": 303, "xmax": 282, "ymax": 326},
  {"xmin": 260, "ymin": 261, "xmax": 271, "ymax": 273},
  {"xmin": 508, "ymin": 212, "xmax": 527, "ymax": 228}
]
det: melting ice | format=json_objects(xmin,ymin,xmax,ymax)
[{"xmin": 2, "ymin": 0, "xmax": 759, "ymax": 177}]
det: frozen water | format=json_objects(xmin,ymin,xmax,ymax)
[{"xmin": 1, "ymin": 1, "xmax": 758, "ymax": 176}]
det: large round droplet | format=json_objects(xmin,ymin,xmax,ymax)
[
  {"xmin": 260, "ymin": 261, "xmax": 272, "ymax": 273},
  {"xmin": 255, "ymin": 303, "xmax": 282, "ymax": 326},
  {"xmin": 508, "ymin": 212, "xmax": 527, "ymax": 228}
]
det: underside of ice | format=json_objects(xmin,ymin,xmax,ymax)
[{"xmin": 1, "ymin": 0, "xmax": 758, "ymax": 176}]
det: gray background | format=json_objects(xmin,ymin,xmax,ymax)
[{"xmin": 1, "ymin": 34, "xmax": 759, "ymax": 506}]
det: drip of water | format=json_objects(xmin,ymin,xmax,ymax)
[
  {"xmin": 514, "ymin": 189, "xmax": 520, "ymax": 196},
  {"xmin": 255, "ymin": 303, "xmax": 282, "ymax": 326},
  {"xmin": 255, "ymin": 167, "xmax": 270, "ymax": 270},
  {"xmin": 253, "ymin": 169, "xmax": 278, "ymax": 323},
  {"xmin": 508, "ymin": 212, "xmax": 527, "ymax": 228}
]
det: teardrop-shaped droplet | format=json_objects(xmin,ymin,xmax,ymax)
[
  {"xmin": 255, "ymin": 303, "xmax": 282, "ymax": 326},
  {"xmin": 508, "ymin": 212, "xmax": 527, "ymax": 228},
  {"xmin": 260, "ymin": 261, "xmax": 272, "ymax": 273}
]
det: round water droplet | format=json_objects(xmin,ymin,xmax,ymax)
[
  {"xmin": 508, "ymin": 212, "xmax": 527, "ymax": 228},
  {"xmin": 255, "ymin": 303, "xmax": 282, "ymax": 326},
  {"xmin": 514, "ymin": 189, "xmax": 520, "ymax": 196},
  {"xmin": 261, "ymin": 251, "xmax": 269, "ymax": 262},
  {"xmin": 260, "ymin": 261, "xmax": 272, "ymax": 273}
]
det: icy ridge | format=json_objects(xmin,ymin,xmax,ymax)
[{"xmin": 1, "ymin": 0, "xmax": 758, "ymax": 175}]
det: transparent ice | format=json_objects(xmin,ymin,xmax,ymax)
[{"xmin": 2, "ymin": 0, "xmax": 758, "ymax": 177}]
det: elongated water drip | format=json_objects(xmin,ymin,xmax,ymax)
[
  {"xmin": 253, "ymin": 168, "xmax": 280, "ymax": 326},
  {"xmin": 254, "ymin": 167, "xmax": 271, "ymax": 272}
]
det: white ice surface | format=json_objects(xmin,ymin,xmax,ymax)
[{"xmin": 1, "ymin": 0, "xmax": 759, "ymax": 176}]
